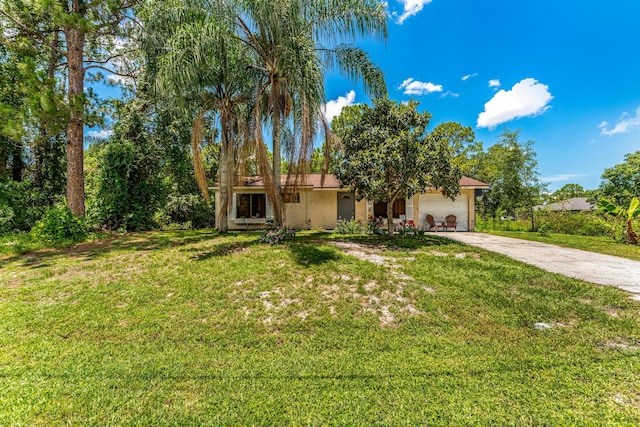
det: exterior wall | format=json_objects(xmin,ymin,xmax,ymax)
[
  {"xmin": 217, "ymin": 186, "xmax": 479, "ymax": 231},
  {"xmin": 282, "ymin": 190, "xmax": 309, "ymax": 229},
  {"xmin": 462, "ymin": 188, "xmax": 476, "ymax": 231},
  {"xmin": 355, "ymin": 199, "xmax": 367, "ymax": 221},
  {"xmin": 305, "ymin": 190, "xmax": 338, "ymax": 229}
]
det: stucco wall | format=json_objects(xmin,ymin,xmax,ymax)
[
  {"xmin": 282, "ymin": 191, "xmax": 308, "ymax": 229},
  {"xmin": 217, "ymin": 186, "xmax": 478, "ymax": 231},
  {"xmin": 306, "ymin": 191, "xmax": 338, "ymax": 229}
]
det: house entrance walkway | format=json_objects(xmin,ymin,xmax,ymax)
[{"xmin": 440, "ymin": 232, "xmax": 640, "ymax": 297}]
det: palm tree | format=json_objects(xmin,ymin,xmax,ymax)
[
  {"xmin": 143, "ymin": 4, "xmax": 254, "ymax": 232},
  {"xmin": 219, "ymin": 0, "xmax": 388, "ymax": 224},
  {"xmin": 144, "ymin": 0, "xmax": 388, "ymax": 227}
]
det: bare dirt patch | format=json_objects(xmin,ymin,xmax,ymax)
[{"xmin": 602, "ymin": 341, "xmax": 639, "ymax": 351}]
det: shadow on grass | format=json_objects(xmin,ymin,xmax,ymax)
[
  {"xmin": 188, "ymin": 239, "xmax": 261, "ymax": 261},
  {"xmin": 0, "ymin": 229, "xmax": 227, "ymax": 269},
  {"xmin": 288, "ymin": 241, "xmax": 341, "ymax": 267},
  {"xmin": 327, "ymin": 233, "xmax": 461, "ymax": 251}
]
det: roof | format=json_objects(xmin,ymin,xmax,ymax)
[
  {"xmin": 235, "ymin": 174, "xmax": 342, "ymax": 189},
  {"xmin": 533, "ymin": 197, "xmax": 596, "ymax": 212},
  {"xmin": 214, "ymin": 174, "xmax": 489, "ymax": 189},
  {"xmin": 460, "ymin": 176, "xmax": 490, "ymax": 188}
]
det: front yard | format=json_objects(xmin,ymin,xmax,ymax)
[{"xmin": 1, "ymin": 230, "xmax": 639, "ymax": 425}]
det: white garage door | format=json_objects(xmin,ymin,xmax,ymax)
[{"xmin": 418, "ymin": 194, "xmax": 468, "ymax": 231}]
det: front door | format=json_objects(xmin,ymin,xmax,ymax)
[{"xmin": 337, "ymin": 192, "xmax": 355, "ymax": 220}]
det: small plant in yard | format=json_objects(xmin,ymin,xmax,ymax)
[
  {"xmin": 259, "ymin": 225, "xmax": 297, "ymax": 244},
  {"xmin": 335, "ymin": 217, "xmax": 368, "ymax": 234},
  {"xmin": 598, "ymin": 197, "xmax": 640, "ymax": 244},
  {"xmin": 537, "ymin": 223, "xmax": 551, "ymax": 237}
]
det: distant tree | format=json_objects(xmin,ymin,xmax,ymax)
[
  {"xmin": 477, "ymin": 129, "xmax": 546, "ymax": 230},
  {"xmin": 597, "ymin": 151, "xmax": 640, "ymax": 207},
  {"xmin": 430, "ymin": 122, "xmax": 483, "ymax": 179},
  {"xmin": 333, "ymin": 99, "xmax": 460, "ymax": 237},
  {"xmin": 551, "ymin": 183, "xmax": 586, "ymax": 202}
]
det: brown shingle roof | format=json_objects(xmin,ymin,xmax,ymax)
[
  {"xmin": 460, "ymin": 176, "xmax": 490, "ymax": 188},
  {"xmin": 214, "ymin": 174, "xmax": 489, "ymax": 189},
  {"xmin": 236, "ymin": 174, "xmax": 342, "ymax": 188}
]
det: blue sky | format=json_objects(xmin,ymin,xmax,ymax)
[
  {"xmin": 323, "ymin": 0, "xmax": 640, "ymax": 191},
  {"xmin": 91, "ymin": 0, "xmax": 640, "ymax": 191}
]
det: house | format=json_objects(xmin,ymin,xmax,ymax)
[
  {"xmin": 533, "ymin": 197, "xmax": 596, "ymax": 214},
  {"xmin": 212, "ymin": 174, "xmax": 489, "ymax": 231}
]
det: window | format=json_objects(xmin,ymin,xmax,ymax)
[
  {"xmin": 282, "ymin": 192, "xmax": 300, "ymax": 203},
  {"xmin": 237, "ymin": 193, "xmax": 266, "ymax": 218},
  {"xmin": 373, "ymin": 199, "xmax": 406, "ymax": 218}
]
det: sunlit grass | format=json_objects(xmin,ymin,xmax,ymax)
[{"xmin": 1, "ymin": 230, "xmax": 639, "ymax": 425}]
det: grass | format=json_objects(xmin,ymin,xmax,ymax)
[
  {"xmin": 486, "ymin": 230, "xmax": 640, "ymax": 261},
  {"xmin": 1, "ymin": 230, "xmax": 640, "ymax": 425}
]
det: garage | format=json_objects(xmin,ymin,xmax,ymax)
[{"xmin": 418, "ymin": 193, "xmax": 469, "ymax": 231}]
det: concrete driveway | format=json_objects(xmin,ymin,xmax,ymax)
[{"xmin": 440, "ymin": 232, "xmax": 640, "ymax": 296}]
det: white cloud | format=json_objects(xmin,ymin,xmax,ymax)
[
  {"xmin": 598, "ymin": 107, "xmax": 640, "ymax": 136},
  {"xmin": 488, "ymin": 79, "xmax": 501, "ymax": 88},
  {"xmin": 477, "ymin": 78, "xmax": 553, "ymax": 129},
  {"xmin": 107, "ymin": 74, "xmax": 135, "ymax": 86},
  {"xmin": 323, "ymin": 90, "xmax": 356, "ymax": 123},
  {"xmin": 399, "ymin": 78, "xmax": 443, "ymax": 95},
  {"xmin": 462, "ymin": 73, "xmax": 478, "ymax": 81},
  {"xmin": 540, "ymin": 174, "xmax": 587, "ymax": 183},
  {"xmin": 395, "ymin": 0, "xmax": 433, "ymax": 24},
  {"xmin": 440, "ymin": 91, "xmax": 460, "ymax": 98},
  {"xmin": 87, "ymin": 129, "xmax": 113, "ymax": 139}
]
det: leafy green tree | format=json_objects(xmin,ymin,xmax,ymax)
[
  {"xmin": 430, "ymin": 122, "xmax": 483, "ymax": 179},
  {"xmin": 551, "ymin": 183, "xmax": 586, "ymax": 202},
  {"xmin": 597, "ymin": 151, "xmax": 640, "ymax": 207},
  {"xmin": 477, "ymin": 129, "xmax": 546, "ymax": 230},
  {"xmin": 333, "ymin": 99, "xmax": 461, "ymax": 237},
  {"xmin": 87, "ymin": 104, "xmax": 164, "ymax": 231}
]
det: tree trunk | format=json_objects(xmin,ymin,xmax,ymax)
[
  {"xmin": 386, "ymin": 199, "xmax": 395, "ymax": 238},
  {"xmin": 217, "ymin": 114, "xmax": 231, "ymax": 233},
  {"xmin": 271, "ymin": 101, "xmax": 283, "ymax": 225},
  {"xmin": 0, "ymin": 137, "xmax": 8, "ymax": 180},
  {"xmin": 626, "ymin": 219, "xmax": 639, "ymax": 244},
  {"xmin": 65, "ymin": 24, "xmax": 85, "ymax": 216},
  {"xmin": 11, "ymin": 140, "xmax": 22, "ymax": 182}
]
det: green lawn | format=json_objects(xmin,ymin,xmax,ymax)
[
  {"xmin": 1, "ymin": 230, "xmax": 640, "ymax": 425},
  {"xmin": 486, "ymin": 230, "xmax": 640, "ymax": 261}
]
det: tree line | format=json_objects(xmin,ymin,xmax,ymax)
[{"xmin": 1, "ymin": 0, "xmax": 637, "ymax": 239}]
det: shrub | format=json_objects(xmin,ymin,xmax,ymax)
[
  {"xmin": 259, "ymin": 226, "xmax": 296, "ymax": 245},
  {"xmin": 535, "ymin": 211, "xmax": 612, "ymax": 236},
  {"xmin": 154, "ymin": 194, "xmax": 214, "ymax": 230},
  {"xmin": 335, "ymin": 217, "xmax": 368, "ymax": 234},
  {"xmin": 31, "ymin": 204, "xmax": 88, "ymax": 244},
  {"xmin": 87, "ymin": 108, "xmax": 164, "ymax": 232},
  {"xmin": 537, "ymin": 223, "xmax": 551, "ymax": 237},
  {"xmin": 0, "ymin": 180, "xmax": 49, "ymax": 232}
]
